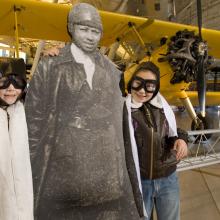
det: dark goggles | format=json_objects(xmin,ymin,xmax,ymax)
[
  {"xmin": 0, "ymin": 75, "xmax": 26, "ymax": 89},
  {"xmin": 131, "ymin": 76, "xmax": 157, "ymax": 93}
]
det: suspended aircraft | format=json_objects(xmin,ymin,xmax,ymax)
[{"xmin": 1, "ymin": 0, "xmax": 220, "ymax": 131}]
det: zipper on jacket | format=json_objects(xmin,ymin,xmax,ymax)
[
  {"xmin": 144, "ymin": 104, "xmax": 154, "ymax": 179},
  {"xmin": 149, "ymin": 127, "xmax": 154, "ymax": 179}
]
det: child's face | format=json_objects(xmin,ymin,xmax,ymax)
[
  {"xmin": 131, "ymin": 70, "xmax": 156, "ymax": 103},
  {"xmin": 0, "ymin": 83, "xmax": 22, "ymax": 105}
]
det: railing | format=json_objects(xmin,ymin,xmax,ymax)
[{"xmin": 177, "ymin": 129, "xmax": 220, "ymax": 171}]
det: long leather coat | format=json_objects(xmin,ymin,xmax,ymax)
[{"xmin": 25, "ymin": 44, "xmax": 143, "ymax": 220}]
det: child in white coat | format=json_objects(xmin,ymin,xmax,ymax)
[{"xmin": 0, "ymin": 58, "xmax": 33, "ymax": 220}]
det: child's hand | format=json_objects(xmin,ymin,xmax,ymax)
[{"xmin": 173, "ymin": 139, "xmax": 188, "ymax": 160}]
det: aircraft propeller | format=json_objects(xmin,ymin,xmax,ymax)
[
  {"xmin": 195, "ymin": 0, "xmax": 207, "ymax": 119},
  {"xmin": 157, "ymin": 0, "xmax": 210, "ymax": 131}
]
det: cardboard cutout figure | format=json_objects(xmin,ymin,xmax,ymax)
[{"xmin": 25, "ymin": 3, "xmax": 143, "ymax": 220}]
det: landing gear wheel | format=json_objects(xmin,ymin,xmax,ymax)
[{"xmin": 191, "ymin": 113, "xmax": 212, "ymax": 141}]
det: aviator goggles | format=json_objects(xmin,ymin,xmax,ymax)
[
  {"xmin": 131, "ymin": 76, "xmax": 157, "ymax": 93},
  {"xmin": 0, "ymin": 75, "xmax": 26, "ymax": 89}
]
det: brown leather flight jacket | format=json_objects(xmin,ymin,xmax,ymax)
[{"xmin": 124, "ymin": 102, "xmax": 188, "ymax": 180}]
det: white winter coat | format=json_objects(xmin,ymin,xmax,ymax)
[{"xmin": 0, "ymin": 101, "xmax": 33, "ymax": 220}]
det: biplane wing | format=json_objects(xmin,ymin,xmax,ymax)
[
  {"xmin": 1, "ymin": 0, "xmax": 220, "ymax": 129},
  {"xmin": 1, "ymin": 0, "xmax": 220, "ymax": 57},
  {"xmin": 157, "ymin": 91, "xmax": 220, "ymax": 107},
  {"xmin": 0, "ymin": 0, "xmax": 70, "ymax": 42}
]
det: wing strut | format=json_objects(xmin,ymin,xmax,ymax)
[
  {"xmin": 128, "ymin": 22, "xmax": 145, "ymax": 48},
  {"xmin": 13, "ymin": 5, "xmax": 21, "ymax": 58},
  {"xmin": 179, "ymin": 90, "xmax": 205, "ymax": 131},
  {"xmin": 116, "ymin": 22, "xmax": 149, "ymax": 63},
  {"xmin": 179, "ymin": 90, "xmax": 198, "ymax": 121},
  {"xmin": 118, "ymin": 39, "xmax": 134, "ymax": 58}
]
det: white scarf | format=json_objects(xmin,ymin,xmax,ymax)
[
  {"xmin": 0, "ymin": 101, "xmax": 34, "ymax": 220},
  {"xmin": 125, "ymin": 93, "xmax": 177, "ymax": 217},
  {"xmin": 125, "ymin": 94, "xmax": 148, "ymax": 218},
  {"xmin": 150, "ymin": 92, "xmax": 177, "ymax": 137},
  {"xmin": 71, "ymin": 43, "xmax": 95, "ymax": 89}
]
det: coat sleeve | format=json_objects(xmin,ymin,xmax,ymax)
[
  {"xmin": 119, "ymin": 72, "xmax": 126, "ymax": 97},
  {"xmin": 123, "ymin": 104, "xmax": 144, "ymax": 217},
  {"xmin": 25, "ymin": 57, "xmax": 50, "ymax": 162},
  {"xmin": 177, "ymin": 127, "xmax": 188, "ymax": 143},
  {"xmin": 167, "ymin": 128, "xmax": 188, "ymax": 147}
]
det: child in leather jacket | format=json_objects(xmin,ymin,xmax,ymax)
[
  {"xmin": 0, "ymin": 58, "xmax": 33, "ymax": 220},
  {"xmin": 123, "ymin": 61, "xmax": 188, "ymax": 220}
]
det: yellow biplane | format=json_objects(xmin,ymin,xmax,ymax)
[{"xmin": 1, "ymin": 0, "xmax": 220, "ymax": 130}]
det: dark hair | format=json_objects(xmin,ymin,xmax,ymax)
[
  {"xmin": 0, "ymin": 58, "xmax": 26, "ymax": 83},
  {"xmin": 127, "ymin": 61, "xmax": 160, "ymax": 100},
  {"xmin": 0, "ymin": 58, "xmax": 27, "ymax": 106}
]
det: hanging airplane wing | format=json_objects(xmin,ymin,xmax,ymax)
[
  {"xmin": 1, "ymin": 0, "xmax": 220, "ymax": 57},
  {"xmin": 1, "ymin": 0, "xmax": 220, "ymax": 130}
]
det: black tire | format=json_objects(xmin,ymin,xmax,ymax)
[{"xmin": 191, "ymin": 113, "xmax": 212, "ymax": 140}]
